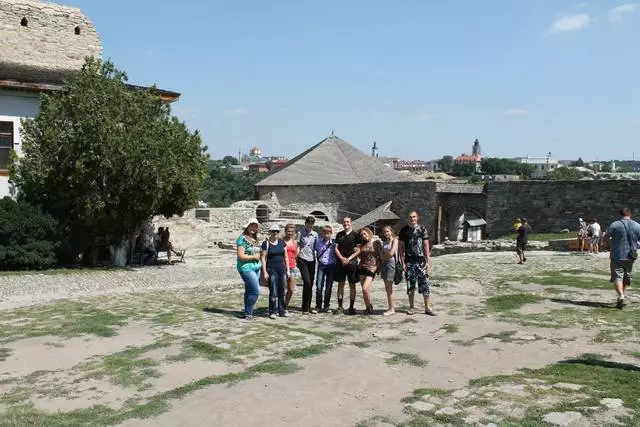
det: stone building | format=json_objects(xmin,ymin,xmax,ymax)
[{"xmin": 0, "ymin": 0, "xmax": 179, "ymax": 197}]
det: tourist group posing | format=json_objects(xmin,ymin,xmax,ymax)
[{"xmin": 235, "ymin": 211, "xmax": 437, "ymax": 320}]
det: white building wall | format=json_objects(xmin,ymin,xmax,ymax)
[{"xmin": 0, "ymin": 90, "xmax": 41, "ymax": 198}]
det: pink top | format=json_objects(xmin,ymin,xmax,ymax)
[{"xmin": 285, "ymin": 239, "xmax": 298, "ymax": 269}]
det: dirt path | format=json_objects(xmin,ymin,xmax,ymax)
[{"xmin": 0, "ymin": 250, "xmax": 638, "ymax": 426}]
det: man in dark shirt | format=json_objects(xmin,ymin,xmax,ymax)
[
  {"xmin": 516, "ymin": 217, "xmax": 531, "ymax": 264},
  {"xmin": 334, "ymin": 217, "xmax": 362, "ymax": 315},
  {"xmin": 398, "ymin": 211, "xmax": 436, "ymax": 316}
]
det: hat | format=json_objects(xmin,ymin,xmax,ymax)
[
  {"xmin": 244, "ymin": 218, "xmax": 259, "ymax": 228},
  {"xmin": 268, "ymin": 224, "xmax": 281, "ymax": 232}
]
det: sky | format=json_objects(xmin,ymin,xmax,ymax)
[{"xmin": 65, "ymin": 1, "xmax": 639, "ymax": 161}]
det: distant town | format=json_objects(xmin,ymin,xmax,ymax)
[{"xmin": 219, "ymin": 138, "xmax": 640, "ymax": 181}]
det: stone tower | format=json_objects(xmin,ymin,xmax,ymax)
[
  {"xmin": 0, "ymin": 0, "xmax": 102, "ymax": 82},
  {"xmin": 472, "ymin": 138, "xmax": 481, "ymax": 157},
  {"xmin": 371, "ymin": 141, "xmax": 379, "ymax": 158}
]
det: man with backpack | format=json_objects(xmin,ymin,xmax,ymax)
[{"xmin": 603, "ymin": 207, "xmax": 640, "ymax": 309}]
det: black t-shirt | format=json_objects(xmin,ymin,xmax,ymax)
[
  {"xmin": 399, "ymin": 225, "xmax": 429, "ymax": 262},
  {"xmin": 261, "ymin": 239, "xmax": 286, "ymax": 271},
  {"xmin": 335, "ymin": 230, "xmax": 363, "ymax": 257},
  {"xmin": 516, "ymin": 224, "xmax": 531, "ymax": 244}
]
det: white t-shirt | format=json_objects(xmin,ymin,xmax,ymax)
[{"xmin": 588, "ymin": 223, "xmax": 601, "ymax": 237}]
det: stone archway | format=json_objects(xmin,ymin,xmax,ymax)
[
  {"xmin": 256, "ymin": 205, "xmax": 270, "ymax": 223},
  {"xmin": 310, "ymin": 210, "xmax": 329, "ymax": 221}
]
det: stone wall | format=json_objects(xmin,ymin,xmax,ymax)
[
  {"xmin": 485, "ymin": 181, "xmax": 640, "ymax": 237},
  {"xmin": 0, "ymin": 0, "xmax": 102, "ymax": 81}
]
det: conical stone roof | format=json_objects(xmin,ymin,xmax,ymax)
[{"xmin": 256, "ymin": 135, "xmax": 411, "ymax": 186}]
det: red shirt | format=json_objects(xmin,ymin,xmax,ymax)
[{"xmin": 285, "ymin": 239, "xmax": 298, "ymax": 269}]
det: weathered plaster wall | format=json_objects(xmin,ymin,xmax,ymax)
[
  {"xmin": 0, "ymin": 0, "xmax": 102, "ymax": 81},
  {"xmin": 485, "ymin": 181, "xmax": 640, "ymax": 237}
]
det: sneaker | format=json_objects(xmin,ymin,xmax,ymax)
[
  {"xmin": 383, "ymin": 309, "xmax": 395, "ymax": 316},
  {"xmin": 310, "ymin": 308, "xmax": 318, "ymax": 314},
  {"xmin": 323, "ymin": 307, "xmax": 333, "ymax": 314},
  {"xmin": 336, "ymin": 307, "xmax": 344, "ymax": 314},
  {"xmin": 616, "ymin": 297, "xmax": 626, "ymax": 309},
  {"xmin": 282, "ymin": 311, "xmax": 290, "ymax": 317},
  {"xmin": 348, "ymin": 308, "xmax": 357, "ymax": 316},
  {"xmin": 302, "ymin": 311, "xmax": 310, "ymax": 315},
  {"xmin": 244, "ymin": 315, "xmax": 253, "ymax": 321},
  {"xmin": 425, "ymin": 308, "xmax": 437, "ymax": 316},
  {"xmin": 407, "ymin": 309, "xmax": 415, "ymax": 316},
  {"xmin": 269, "ymin": 313, "xmax": 277, "ymax": 320}
]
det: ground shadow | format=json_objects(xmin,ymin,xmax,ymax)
[
  {"xmin": 549, "ymin": 298, "xmax": 614, "ymax": 309},
  {"xmin": 561, "ymin": 358, "xmax": 640, "ymax": 372},
  {"xmin": 203, "ymin": 307, "xmax": 269, "ymax": 318}
]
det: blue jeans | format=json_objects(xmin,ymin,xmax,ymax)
[
  {"xmin": 315, "ymin": 263, "xmax": 335, "ymax": 309},
  {"xmin": 239, "ymin": 269, "xmax": 261, "ymax": 317},
  {"xmin": 267, "ymin": 267, "xmax": 287, "ymax": 316}
]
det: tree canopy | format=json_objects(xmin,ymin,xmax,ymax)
[
  {"xmin": 11, "ymin": 58, "xmax": 208, "ymax": 258},
  {"xmin": 199, "ymin": 162, "xmax": 266, "ymax": 207},
  {"xmin": 481, "ymin": 158, "xmax": 534, "ymax": 177},
  {"xmin": 546, "ymin": 167, "xmax": 588, "ymax": 181},
  {"xmin": 438, "ymin": 155, "xmax": 454, "ymax": 173}
]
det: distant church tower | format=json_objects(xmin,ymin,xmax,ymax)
[
  {"xmin": 472, "ymin": 139, "xmax": 481, "ymax": 157},
  {"xmin": 371, "ymin": 141, "xmax": 379, "ymax": 158}
]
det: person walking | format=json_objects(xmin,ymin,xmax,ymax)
[
  {"xmin": 355, "ymin": 227, "xmax": 382, "ymax": 314},
  {"xmin": 261, "ymin": 224, "xmax": 289, "ymax": 319},
  {"xmin": 283, "ymin": 224, "xmax": 299, "ymax": 313},
  {"xmin": 398, "ymin": 211, "xmax": 436, "ymax": 316},
  {"xmin": 380, "ymin": 226, "xmax": 398, "ymax": 316},
  {"xmin": 297, "ymin": 216, "xmax": 318, "ymax": 314},
  {"xmin": 334, "ymin": 217, "xmax": 363, "ymax": 315},
  {"xmin": 603, "ymin": 208, "xmax": 640, "ymax": 309},
  {"xmin": 314, "ymin": 225, "xmax": 337, "ymax": 313},
  {"xmin": 516, "ymin": 218, "xmax": 532, "ymax": 264},
  {"xmin": 588, "ymin": 218, "xmax": 601, "ymax": 255},
  {"xmin": 236, "ymin": 218, "xmax": 262, "ymax": 320}
]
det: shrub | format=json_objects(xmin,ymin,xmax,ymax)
[{"xmin": 0, "ymin": 197, "xmax": 60, "ymax": 270}]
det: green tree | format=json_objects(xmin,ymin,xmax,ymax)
[
  {"xmin": 481, "ymin": 158, "xmax": 533, "ymax": 177},
  {"xmin": 450, "ymin": 162, "xmax": 477, "ymax": 177},
  {"xmin": 11, "ymin": 58, "xmax": 208, "ymax": 266},
  {"xmin": 199, "ymin": 167, "xmax": 266, "ymax": 207},
  {"xmin": 601, "ymin": 162, "xmax": 612, "ymax": 172},
  {"xmin": 222, "ymin": 155, "xmax": 239, "ymax": 166},
  {"xmin": 570, "ymin": 157, "xmax": 585, "ymax": 167},
  {"xmin": 438, "ymin": 155, "xmax": 454, "ymax": 172},
  {"xmin": 546, "ymin": 167, "xmax": 586, "ymax": 181}
]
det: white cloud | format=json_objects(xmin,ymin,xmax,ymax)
[
  {"xmin": 550, "ymin": 14, "xmax": 591, "ymax": 33},
  {"xmin": 504, "ymin": 108, "xmax": 529, "ymax": 116},
  {"xmin": 609, "ymin": 4, "xmax": 637, "ymax": 22},
  {"xmin": 224, "ymin": 107, "xmax": 249, "ymax": 116}
]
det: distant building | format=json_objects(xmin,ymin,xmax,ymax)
[
  {"xmin": 371, "ymin": 141, "xmax": 379, "ymax": 158},
  {"xmin": 514, "ymin": 153, "xmax": 558, "ymax": 178},
  {"xmin": 454, "ymin": 139, "xmax": 483, "ymax": 172}
]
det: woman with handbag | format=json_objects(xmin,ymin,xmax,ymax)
[{"xmin": 380, "ymin": 226, "xmax": 399, "ymax": 316}]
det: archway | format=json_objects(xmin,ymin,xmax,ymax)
[
  {"xmin": 310, "ymin": 210, "xmax": 329, "ymax": 221},
  {"xmin": 256, "ymin": 205, "xmax": 269, "ymax": 223}
]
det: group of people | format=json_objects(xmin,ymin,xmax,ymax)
[
  {"xmin": 135, "ymin": 226, "xmax": 181, "ymax": 265},
  {"xmin": 578, "ymin": 217, "xmax": 603, "ymax": 254},
  {"xmin": 235, "ymin": 211, "xmax": 436, "ymax": 320}
]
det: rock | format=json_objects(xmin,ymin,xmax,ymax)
[
  {"xmin": 484, "ymin": 424, "xmax": 498, "ymax": 427},
  {"xmin": 435, "ymin": 407, "xmax": 461, "ymax": 416},
  {"xmin": 408, "ymin": 401, "xmax": 435, "ymax": 412},
  {"xmin": 217, "ymin": 242, "xmax": 235, "ymax": 250},
  {"xmin": 452, "ymin": 389, "xmax": 470, "ymax": 399},
  {"xmin": 543, "ymin": 411, "xmax": 582, "ymax": 426},
  {"xmin": 552, "ymin": 383, "xmax": 583, "ymax": 391},
  {"xmin": 600, "ymin": 398, "xmax": 624, "ymax": 409},
  {"xmin": 495, "ymin": 383, "xmax": 529, "ymax": 397},
  {"xmin": 167, "ymin": 329, "xmax": 190, "ymax": 338}
]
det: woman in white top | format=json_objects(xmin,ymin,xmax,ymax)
[{"xmin": 379, "ymin": 226, "xmax": 398, "ymax": 316}]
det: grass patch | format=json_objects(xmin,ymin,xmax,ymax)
[
  {"xmin": 284, "ymin": 344, "xmax": 332, "ymax": 359},
  {"xmin": 400, "ymin": 318, "xmax": 419, "ymax": 325},
  {"xmin": 0, "ymin": 347, "xmax": 11, "ymax": 361},
  {"xmin": 481, "ymin": 331, "xmax": 517, "ymax": 343},
  {"xmin": 0, "ymin": 300, "xmax": 127, "ymax": 342},
  {"xmin": 171, "ymin": 340, "xmax": 241, "ymax": 363},
  {"xmin": 352, "ymin": 341, "xmax": 371, "ymax": 349},
  {"xmin": 630, "ymin": 352, "xmax": 640, "ymax": 360},
  {"xmin": 386, "ymin": 352, "xmax": 428, "ymax": 368},
  {"xmin": 401, "ymin": 388, "xmax": 451, "ymax": 403},
  {"xmin": 485, "ymin": 294, "xmax": 544, "ymax": 312},
  {"xmin": 439, "ymin": 324, "xmax": 459, "ymax": 334},
  {"xmin": 521, "ymin": 270, "xmax": 610, "ymax": 290}
]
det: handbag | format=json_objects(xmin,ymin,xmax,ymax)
[
  {"xmin": 620, "ymin": 220, "xmax": 638, "ymax": 260},
  {"xmin": 259, "ymin": 239, "xmax": 270, "ymax": 286},
  {"xmin": 393, "ymin": 254, "xmax": 404, "ymax": 285}
]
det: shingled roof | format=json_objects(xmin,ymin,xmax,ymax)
[
  {"xmin": 351, "ymin": 201, "xmax": 400, "ymax": 231},
  {"xmin": 256, "ymin": 134, "xmax": 411, "ymax": 186}
]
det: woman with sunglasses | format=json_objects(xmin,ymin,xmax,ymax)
[{"xmin": 261, "ymin": 224, "xmax": 289, "ymax": 319}]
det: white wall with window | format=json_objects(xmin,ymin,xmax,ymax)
[{"xmin": 0, "ymin": 90, "xmax": 40, "ymax": 198}]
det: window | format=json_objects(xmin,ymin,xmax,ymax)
[
  {"xmin": 0, "ymin": 121, "xmax": 14, "ymax": 171},
  {"xmin": 74, "ymin": 25, "xmax": 81, "ymax": 35},
  {"xmin": 20, "ymin": 17, "xmax": 28, "ymax": 27}
]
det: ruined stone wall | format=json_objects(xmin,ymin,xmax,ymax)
[
  {"xmin": 485, "ymin": 181, "xmax": 640, "ymax": 237},
  {"xmin": 0, "ymin": 0, "xmax": 102, "ymax": 81},
  {"xmin": 257, "ymin": 182, "xmax": 439, "ymax": 233}
]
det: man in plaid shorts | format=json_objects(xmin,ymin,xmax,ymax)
[{"xmin": 398, "ymin": 211, "xmax": 436, "ymax": 316}]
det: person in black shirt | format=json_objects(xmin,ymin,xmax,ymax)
[
  {"xmin": 516, "ymin": 217, "xmax": 531, "ymax": 264},
  {"xmin": 398, "ymin": 211, "xmax": 436, "ymax": 316},
  {"xmin": 334, "ymin": 217, "xmax": 363, "ymax": 315}
]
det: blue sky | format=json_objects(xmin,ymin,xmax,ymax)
[{"xmin": 67, "ymin": 1, "xmax": 639, "ymax": 161}]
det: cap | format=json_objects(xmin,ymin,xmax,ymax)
[
  {"xmin": 268, "ymin": 224, "xmax": 281, "ymax": 232},
  {"xmin": 244, "ymin": 218, "xmax": 260, "ymax": 228}
]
